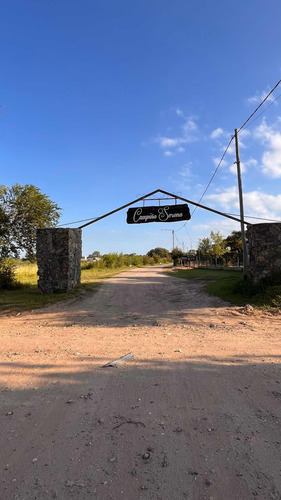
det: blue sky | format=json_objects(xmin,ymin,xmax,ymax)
[{"xmin": 1, "ymin": 0, "xmax": 281, "ymax": 256}]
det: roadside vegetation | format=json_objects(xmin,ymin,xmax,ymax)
[
  {"xmin": 1, "ymin": 190, "xmax": 280, "ymax": 314},
  {"xmin": 0, "ymin": 250, "xmax": 172, "ymax": 313},
  {"xmin": 170, "ymin": 268, "xmax": 281, "ymax": 309}
]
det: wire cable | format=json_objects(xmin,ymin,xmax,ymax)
[
  {"xmin": 57, "ymin": 216, "xmax": 99, "ymax": 227},
  {"xmin": 191, "ymin": 135, "xmax": 234, "ymax": 215},
  {"xmin": 237, "ymin": 79, "xmax": 281, "ymax": 133},
  {"xmin": 60, "ymin": 82, "xmax": 281, "ymax": 230},
  {"xmin": 239, "ymin": 92, "xmax": 281, "ymax": 132},
  {"xmin": 226, "ymin": 213, "xmax": 281, "ymax": 222},
  {"xmin": 175, "ymin": 134, "xmax": 234, "ymax": 232},
  {"xmin": 175, "ymin": 78, "xmax": 281, "ymax": 232}
]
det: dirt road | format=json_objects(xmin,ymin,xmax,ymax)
[{"xmin": 0, "ymin": 266, "xmax": 281, "ymax": 499}]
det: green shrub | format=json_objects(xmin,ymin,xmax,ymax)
[
  {"xmin": 254, "ymin": 285, "xmax": 281, "ymax": 308},
  {"xmin": 233, "ymin": 278, "xmax": 263, "ymax": 297},
  {"xmin": 81, "ymin": 251, "xmax": 171, "ymax": 271},
  {"xmin": 233, "ymin": 276, "xmax": 281, "ymax": 308},
  {"xmin": 0, "ymin": 259, "xmax": 21, "ymax": 289}
]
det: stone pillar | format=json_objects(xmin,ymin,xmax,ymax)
[
  {"xmin": 36, "ymin": 228, "xmax": 82, "ymax": 293},
  {"xmin": 247, "ymin": 223, "xmax": 281, "ymax": 282}
]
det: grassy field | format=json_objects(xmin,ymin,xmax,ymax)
[
  {"xmin": 0, "ymin": 262, "xmax": 132, "ymax": 313},
  {"xmin": 2, "ymin": 263, "xmax": 281, "ymax": 313},
  {"xmin": 169, "ymin": 268, "xmax": 281, "ymax": 308}
]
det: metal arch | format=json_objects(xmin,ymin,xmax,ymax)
[{"xmin": 78, "ymin": 188, "xmax": 251, "ymax": 229}]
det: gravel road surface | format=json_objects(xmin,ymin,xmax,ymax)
[{"xmin": 0, "ymin": 266, "xmax": 281, "ymax": 499}]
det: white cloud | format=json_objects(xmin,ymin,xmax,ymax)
[
  {"xmin": 170, "ymin": 177, "xmax": 191, "ymax": 192},
  {"xmin": 239, "ymin": 129, "xmax": 251, "ymax": 139},
  {"xmin": 211, "ymin": 128, "xmax": 250, "ymax": 159},
  {"xmin": 253, "ymin": 119, "xmax": 281, "ymax": 178},
  {"xmin": 155, "ymin": 116, "xmax": 199, "ymax": 153},
  {"xmin": 158, "ymin": 137, "xmax": 181, "ymax": 148},
  {"xmin": 244, "ymin": 191, "xmax": 281, "ymax": 217},
  {"xmin": 212, "ymin": 156, "xmax": 228, "ymax": 167},
  {"xmin": 210, "ymin": 127, "xmax": 225, "ymax": 139},
  {"xmin": 211, "ymin": 153, "xmax": 257, "ymax": 176},
  {"xmin": 247, "ymin": 87, "xmax": 277, "ymax": 105},
  {"xmin": 179, "ymin": 164, "xmax": 193, "ymax": 178},
  {"xmin": 206, "ymin": 186, "xmax": 239, "ymax": 211},
  {"xmin": 182, "ymin": 117, "xmax": 198, "ymax": 135},
  {"xmin": 175, "ymin": 108, "xmax": 184, "ymax": 116},
  {"xmin": 164, "ymin": 150, "xmax": 174, "ymax": 156},
  {"xmin": 193, "ymin": 219, "xmax": 240, "ymax": 237},
  {"xmin": 170, "ymin": 163, "xmax": 197, "ymax": 192},
  {"xmin": 205, "ymin": 186, "xmax": 281, "ymax": 220},
  {"xmin": 229, "ymin": 157, "xmax": 257, "ymax": 175}
]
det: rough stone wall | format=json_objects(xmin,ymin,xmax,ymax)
[
  {"xmin": 36, "ymin": 228, "xmax": 82, "ymax": 293},
  {"xmin": 247, "ymin": 223, "xmax": 281, "ymax": 282}
]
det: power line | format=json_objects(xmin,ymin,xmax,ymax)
[
  {"xmin": 183, "ymin": 78, "xmax": 281, "ymax": 228},
  {"xmin": 237, "ymin": 79, "xmax": 281, "ymax": 133},
  {"xmin": 57, "ymin": 216, "xmax": 99, "ymax": 227},
  {"xmin": 191, "ymin": 135, "xmax": 234, "ymax": 216},
  {"xmin": 226, "ymin": 213, "xmax": 281, "ymax": 222},
  {"xmin": 174, "ymin": 233, "xmax": 182, "ymax": 248},
  {"xmin": 59, "ymin": 81, "xmax": 281, "ymax": 231},
  {"xmin": 175, "ymin": 134, "xmax": 234, "ymax": 232},
  {"xmin": 239, "ymin": 92, "xmax": 281, "ymax": 131}
]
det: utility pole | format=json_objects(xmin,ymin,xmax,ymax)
[
  {"xmin": 234, "ymin": 128, "xmax": 248, "ymax": 280},
  {"xmin": 161, "ymin": 229, "xmax": 175, "ymax": 250}
]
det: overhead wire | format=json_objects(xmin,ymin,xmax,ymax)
[
  {"xmin": 175, "ymin": 78, "xmax": 281, "ymax": 234},
  {"xmin": 174, "ymin": 233, "xmax": 182, "ymax": 248},
  {"xmin": 57, "ymin": 216, "xmax": 99, "ymax": 227},
  {"xmin": 59, "ymin": 81, "xmax": 281, "ymax": 230},
  {"xmin": 226, "ymin": 213, "xmax": 281, "ymax": 222},
  {"xmin": 174, "ymin": 134, "xmax": 234, "ymax": 232},
  {"xmin": 238, "ymin": 93, "xmax": 281, "ymax": 132},
  {"xmin": 237, "ymin": 79, "xmax": 281, "ymax": 133}
]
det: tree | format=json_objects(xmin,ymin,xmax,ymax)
[
  {"xmin": 147, "ymin": 247, "xmax": 171, "ymax": 259},
  {"xmin": 171, "ymin": 247, "xmax": 183, "ymax": 265},
  {"xmin": 197, "ymin": 237, "xmax": 212, "ymax": 259},
  {"xmin": 210, "ymin": 231, "xmax": 227, "ymax": 266},
  {"xmin": 0, "ymin": 184, "xmax": 61, "ymax": 261},
  {"xmin": 224, "ymin": 231, "xmax": 242, "ymax": 252}
]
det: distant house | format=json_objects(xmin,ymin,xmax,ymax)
[
  {"xmin": 86, "ymin": 254, "xmax": 101, "ymax": 262},
  {"xmin": 81, "ymin": 254, "xmax": 101, "ymax": 262}
]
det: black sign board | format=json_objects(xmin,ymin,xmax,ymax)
[
  {"xmin": 127, "ymin": 204, "xmax": 191, "ymax": 224},
  {"xmin": 186, "ymin": 255, "xmax": 197, "ymax": 261}
]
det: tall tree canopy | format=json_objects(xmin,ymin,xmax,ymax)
[
  {"xmin": 147, "ymin": 247, "xmax": 171, "ymax": 259},
  {"xmin": 224, "ymin": 231, "xmax": 242, "ymax": 252},
  {"xmin": 0, "ymin": 184, "xmax": 61, "ymax": 261},
  {"xmin": 210, "ymin": 231, "xmax": 227, "ymax": 257},
  {"xmin": 197, "ymin": 231, "xmax": 227, "ymax": 265},
  {"xmin": 197, "ymin": 237, "xmax": 212, "ymax": 257}
]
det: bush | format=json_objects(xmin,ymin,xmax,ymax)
[
  {"xmin": 254, "ymin": 285, "xmax": 281, "ymax": 308},
  {"xmin": 81, "ymin": 251, "xmax": 171, "ymax": 271},
  {"xmin": 0, "ymin": 259, "xmax": 21, "ymax": 289},
  {"xmin": 233, "ymin": 276, "xmax": 281, "ymax": 309},
  {"xmin": 233, "ymin": 278, "xmax": 263, "ymax": 298}
]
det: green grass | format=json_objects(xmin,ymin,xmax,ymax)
[
  {"xmin": 0, "ymin": 262, "xmax": 133, "ymax": 313},
  {"xmin": 3, "ymin": 263, "xmax": 281, "ymax": 313},
  {"xmin": 0, "ymin": 285, "xmax": 80, "ymax": 312},
  {"xmin": 168, "ymin": 268, "xmax": 281, "ymax": 309}
]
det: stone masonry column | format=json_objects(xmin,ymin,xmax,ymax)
[
  {"xmin": 36, "ymin": 228, "xmax": 82, "ymax": 293},
  {"xmin": 247, "ymin": 223, "xmax": 281, "ymax": 282}
]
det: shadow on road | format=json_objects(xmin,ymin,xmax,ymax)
[{"xmin": 0, "ymin": 354, "xmax": 281, "ymax": 499}]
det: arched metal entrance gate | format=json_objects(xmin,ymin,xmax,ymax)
[{"xmin": 36, "ymin": 189, "xmax": 249, "ymax": 293}]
